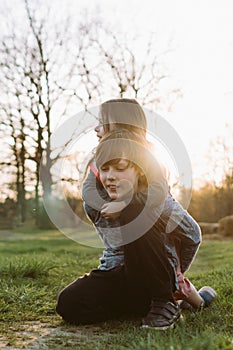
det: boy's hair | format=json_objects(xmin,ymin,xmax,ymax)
[
  {"xmin": 100, "ymin": 98, "xmax": 147, "ymax": 136},
  {"xmin": 95, "ymin": 129, "xmax": 161, "ymax": 184}
]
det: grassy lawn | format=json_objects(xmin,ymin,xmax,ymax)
[{"xmin": 0, "ymin": 227, "xmax": 232, "ymax": 350}]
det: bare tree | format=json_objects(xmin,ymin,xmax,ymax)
[
  {"xmin": 0, "ymin": 1, "xmax": 182, "ymax": 227},
  {"xmin": 90, "ymin": 26, "xmax": 180, "ymax": 111},
  {"xmin": 207, "ymin": 125, "xmax": 233, "ymax": 218},
  {"xmin": 189, "ymin": 125, "xmax": 233, "ymax": 222},
  {"xmin": 208, "ymin": 126, "xmax": 233, "ymax": 184},
  {"xmin": 0, "ymin": 1, "xmax": 99, "ymax": 204},
  {"xmin": 0, "ymin": 43, "xmax": 32, "ymax": 222},
  {"xmin": 0, "ymin": 3, "xmax": 85, "ymax": 225}
]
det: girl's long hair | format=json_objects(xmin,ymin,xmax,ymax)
[
  {"xmin": 82, "ymin": 98, "xmax": 147, "ymax": 181},
  {"xmin": 100, "ymin": 98, "xmax": 147, "ymax": 136}
]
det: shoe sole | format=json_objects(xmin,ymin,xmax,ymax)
[
  {"xmin": 141, "ymin": 314, "xmax": 183, "ymax": 331},
  {"xmin": 198, "ymin": 286, "xmax": 217, "ymax": 307},
  {"xmin": 198, "ymin": 286, "xmax": 217, "ymax": 298}
]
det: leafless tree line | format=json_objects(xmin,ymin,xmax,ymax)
[{"xmin": 0, "ymin": 0, "xmax": 178, "ymax": 224}]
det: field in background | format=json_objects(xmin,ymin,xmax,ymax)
[{"xmin": 0, "ymin": 228, "xmax": 232, "ymax": 350}]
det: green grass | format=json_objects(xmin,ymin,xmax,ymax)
[{"xmin": 0, "ymin": 228, "xmax": 232, "ymax": 350}]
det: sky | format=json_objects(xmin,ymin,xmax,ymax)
[
  {"xmin": 71, "ymin": 0, "xmax": 233, "ymax": 186},
  {"xmin": 1, "ymin": 0, "xmax": 233, "ymax": 189}
]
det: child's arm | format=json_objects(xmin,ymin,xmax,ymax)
[
  {"xmin": 82, "ymin": 165, "xmax": 123, "ymax": 249},
  {"xmin": 100, "ymin": 161, "xmax": 169, "ymax": 220},
  {"xmin": 164, "ymin": 197, "xmax": 202, "ymax": 273},
  {"xmin": 173, "ymin": 238, "xmax": 204, "ymax": 309},
  {"xmin": 100, "ymin": 201, "xmax": 125, "ymax": 220},
  {"xmin": 82, "ymin": 164, "xmax": 128, "ymax": 227},
  {"xmin": 178, "ymin": 238, "xmax": 201, "ymax": 273},
  {"xmin": 83, "ymin": 157, "xmax": 168, "ymax": 221},
  {"xmin": 82, "ymin": 166, "xmax": 109, "ymax": 212},
  {"xmin": 100, "ymin": 180, "xmax": 168, "ymax": 221},
  {"xmin": 131, "ymin": 179, "xmax": 168, "ymax": 209},
  {"xmin": 173, "ymin": 216, "xmax": 201, "ymax": 273}
]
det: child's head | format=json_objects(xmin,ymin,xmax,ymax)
[
  {"xmin": 97, "ymin": 98, "xmax": 147, "ymax": 139},
  {"xmin": 95, "ymin": 129, "xmax": 155, "ymax": 199},
  {"xmin": 98, "ymin": 157, "xmax": 141, "ymax": 200}
]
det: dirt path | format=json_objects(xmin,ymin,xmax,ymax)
[{"xmin": 0, "ymin": 321, "xmax": 114, "ymax": 350}]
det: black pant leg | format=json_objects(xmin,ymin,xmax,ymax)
[
  {"xmin": 56, "ymin": 267, "xmax": 131, "ymax": 325},
  {"xmin": 124, "ymin": 226, "xmax": 175, "ymax": 302},
  {"xmin": 120, "ymin": 203, "xmax": 175, "ymax": 302}
]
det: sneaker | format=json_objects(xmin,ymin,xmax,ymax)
[
  {"xmin": 180, "ymin": 286, "xmax": 217, "ymax": 311},
  {"xmin": 198, "ymin": 286, "xmax": 217, "ymax": 307},
  {"xmin": 179, "ymin": 300, "xmax": 195, "ymax": 311},
  {"xmin": 141, "ymin": 300, "xmax": 181, "ymax": 330}
]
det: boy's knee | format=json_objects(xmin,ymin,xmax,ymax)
[
  {"xmin": 56, "ymin": 287, "xmax": 79, "ymax": 321},
  {"xmin": 56, "ymin": 288, "xmax": 69, "ymax": 317},
  {"xmin": 56, "ymin": 284, "xmax": 93, "ymax": 324}
]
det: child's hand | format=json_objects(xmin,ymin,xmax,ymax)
[
  {"xmin": 101, "ymin": 201, "xmax": 126, "ymax": 220},
  {"xmin": 173, "ymin": 272, "xmax": 192, "ymax": 300}
]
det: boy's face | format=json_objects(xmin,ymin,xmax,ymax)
[{"xmin": 99, "ymin": 159, "xmax": 139, "ymax": 200}]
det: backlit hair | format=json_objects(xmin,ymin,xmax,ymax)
[
  {"xmin": 100, "ymin": 98, "xmax": 147, "ymax": 136},
  {"xmin": 95, "ymin": 129, "xmax": 162, "ymax": 184}
]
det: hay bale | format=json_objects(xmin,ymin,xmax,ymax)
[
  {"xmin": 218, "ymin": 215, "xmax": 233, "ymax": 237},
  {"xmin": 199, "ymin": 222, "xmax": 219, "ymax": 235}
]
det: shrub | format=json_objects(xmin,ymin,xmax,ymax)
[
  {"xmin": 36, "ymin": 204, "xmax": 56, "ymax": 229},
  {"xmin": 36, "ymin": 198, "xmax": 87, "ymax": 229},
  {"xmin": 0, "ymin": 198, "xmax": 18, "ymax": 229},
  {"xmin": 218, "ymin": 215, "xmax": 233, "ymax": 237}
]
